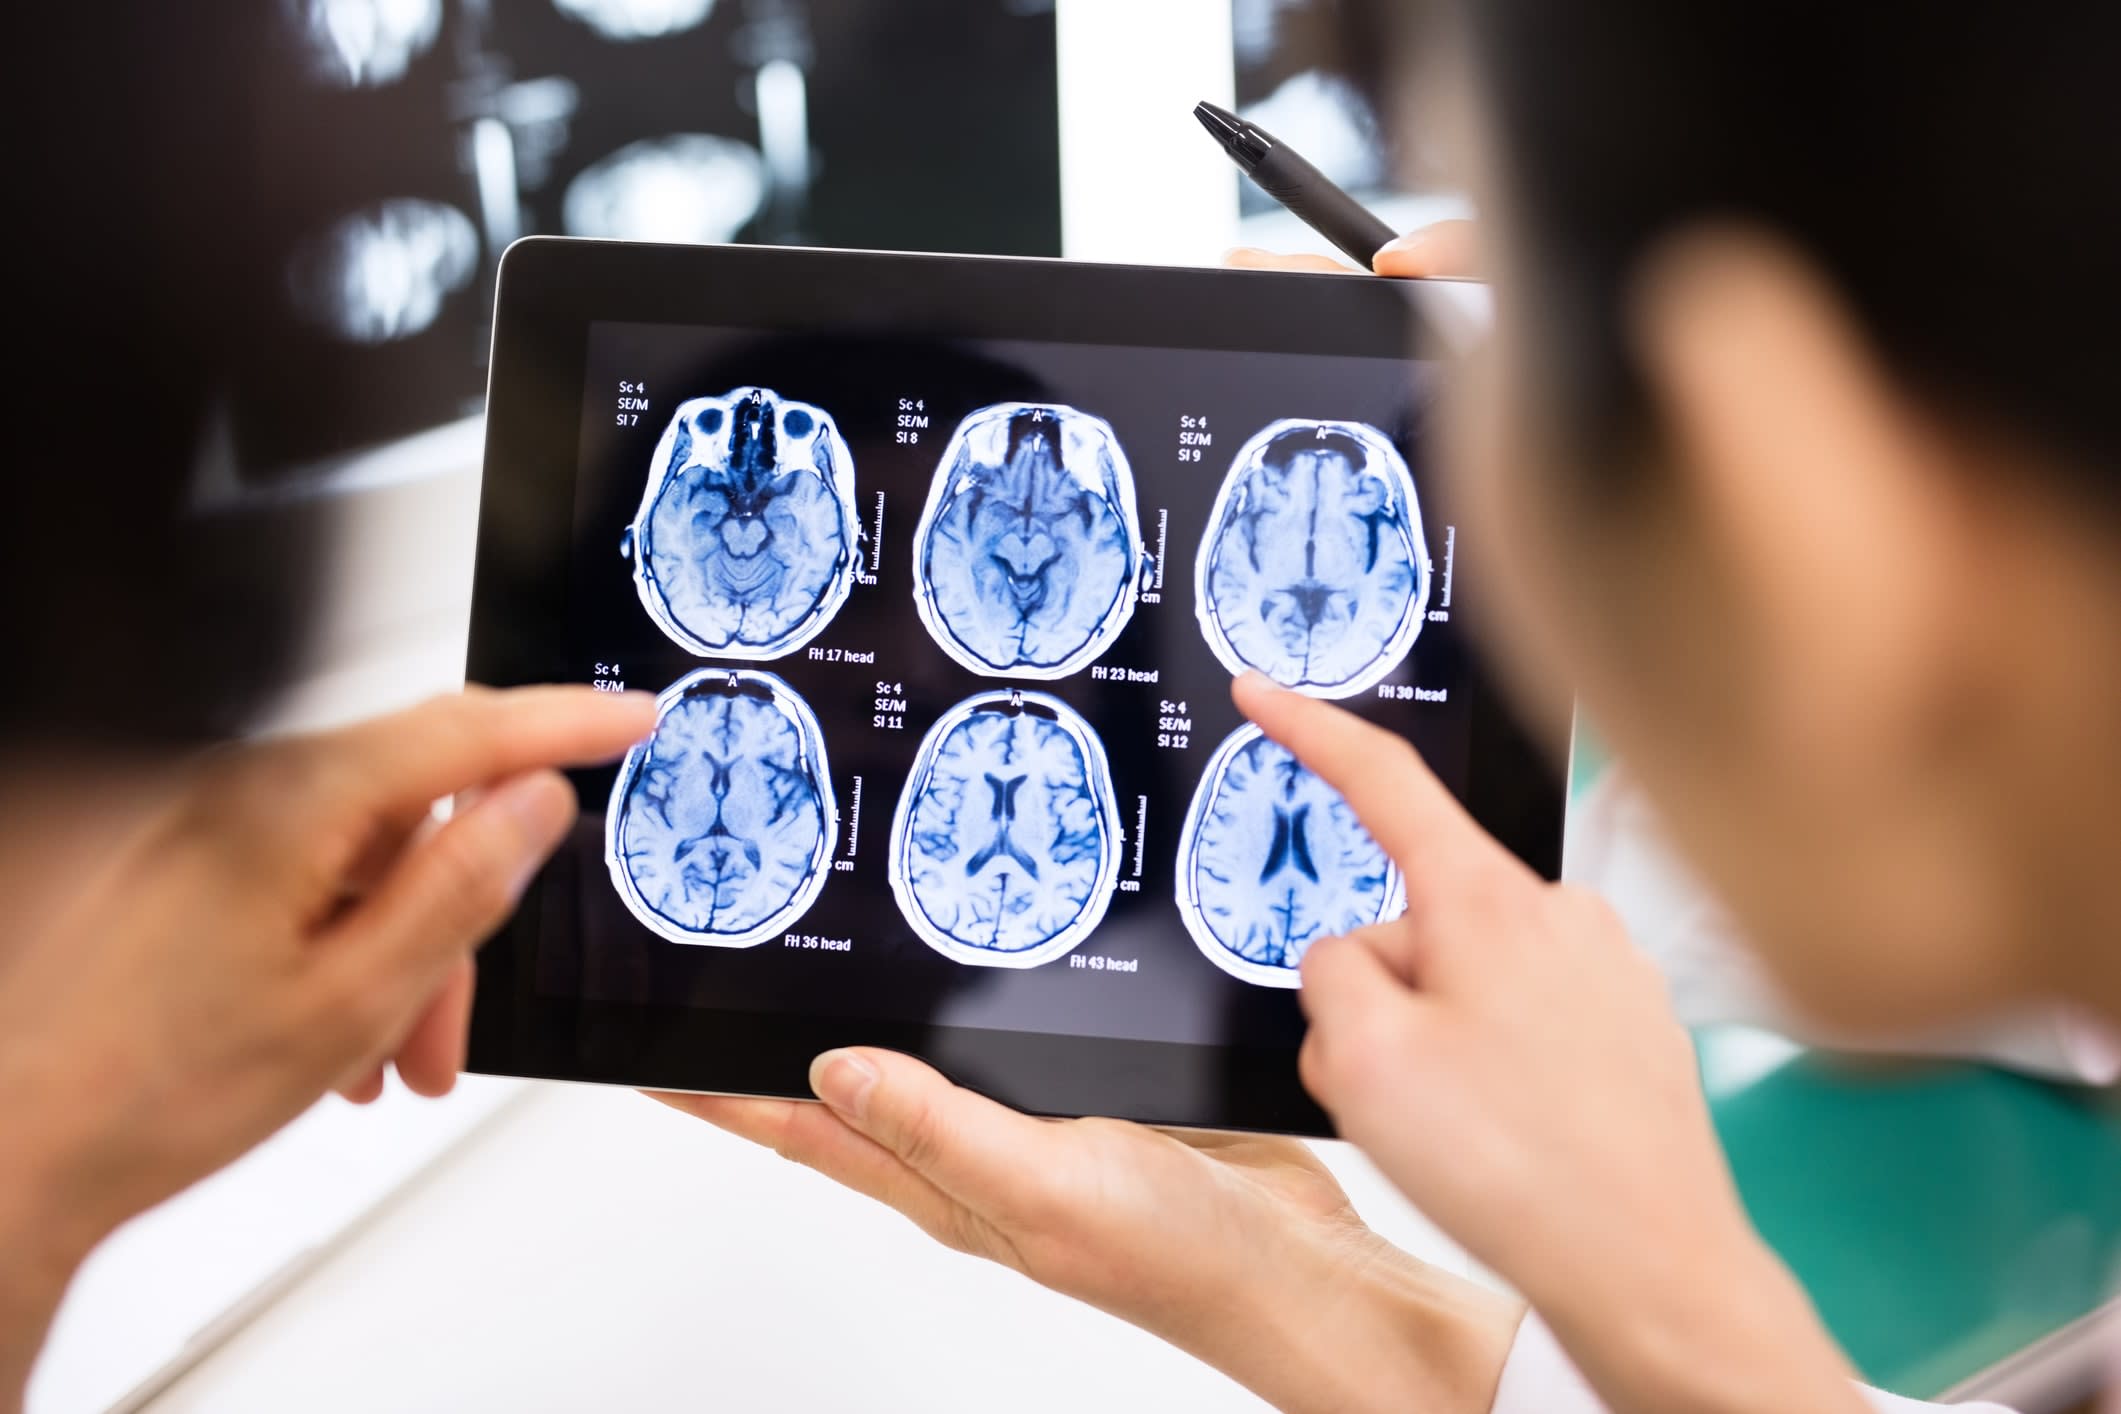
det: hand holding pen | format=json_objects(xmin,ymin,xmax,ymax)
[
  {"xmin": 1195, "ymin": 98, "xmax": 1478, "ymax": 278},
  {"xmin": 1226, "ymin": 219, "xmax": 1479, "ymax": 278}
]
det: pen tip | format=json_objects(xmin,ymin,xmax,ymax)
[
  {"xmin": 1194, "ymin": 100, "xmax": 1267, "ymax": 163},
  {"xmin": 1194, "ymin": 100, "xmax": 1240, "ymax": 140}
]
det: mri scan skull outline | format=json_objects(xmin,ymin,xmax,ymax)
[
  {"xmin": 1194, "ymin": 418, "xmax": 1430, "ymax": 699},
  {"xmin": 625, "ymin": 388, "xmax": 860, "ymax": 660},
  {"xmin": 887, "ymin": 690, "xmax": 1122, "ymax": 970},
  {"xmin": 911, "ymin": 403, "xmax": 1149, "ymax": 680},
  {"xmin": 1175, "ymin": 723, "xmax": 1406, "ymax": 988},
  {"xmin": 605, "ymin": 668, "xmax": 839, "ymax": 948}
]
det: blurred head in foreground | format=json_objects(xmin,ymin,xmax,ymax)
[
  {"xmin": 3, "ymin": 8, "xmax": 319, "ymax": 757},
  {"xmin": 1339, "ymin": 1, "xmax": 2121, "ymax": 1028}
]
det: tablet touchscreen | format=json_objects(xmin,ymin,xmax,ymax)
[{"xmin": 468, "ymin": 243, "xmax": 1560, "ymax": 1131}]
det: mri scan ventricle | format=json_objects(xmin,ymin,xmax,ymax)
[
  {"xmin": 625, "ymin": 388, "xmax": 859, "ymax": 659},
  {"xmin": 1196, "ymin": 419, "xmax": 1429, "ymax": 698},
  {"xmin": 606, "ymin": 669, "xmax": 838, "ymax": 947},
  {"xmin": 912, "ymin": 403, "xmax": 1147, "ymax": 679},
  {"xmin": 888, "ymin": 690, "xmax": 1121, "ymax": 968},
  {"xmin": 1176, "ymin": 724, "xmax": 1404, "ymax": 987}
]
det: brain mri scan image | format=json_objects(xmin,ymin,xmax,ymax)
[
  {"xmin": 912, "ymin": 403, "xmax": 1147, "ymax": 679},
  {"xmin": 1176, "ymin": 724, "xmax": 1404, "ymax": 987},
  {"xmin": 284, "ymin": 0, "xmax": 443, "ymax": 89},
  {"xmin": 552, "ymin": 0, "xmax": 717, "ymax": 42},
  {"xmin": 287, "ymin": 198, "xmax": 480, "ymax": 345},
  {"xmin": 624, "ymin": 388, "xmax": 859, "ymax": 659},
  {"xmin": 606, "ymin": 669, "xmax": 838, "ymax": 947},
  {"xmin": 1196, "ymin": 419, "xmax": 1429, "ymax": 698},
  {"xmin": 562, "ymin": 134, "xmax": 766, "ymax": 245},
  {"xmin": 888, "ymin": 690, "xmax": 1121, "ymax": 969}
]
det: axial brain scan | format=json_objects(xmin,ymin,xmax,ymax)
[
  {"xmin": 1176, "ymin": 724, "xmax": 1404, "ymax": 987},
  {"xmin": 625, "ymin": 388, "xmax": 858, "ymax": 659},
  {"xmin": 912, "ymin": 403, "xmax": 1146, "ymax": 679},
  {"xmin": 606, "ymin": 669, "xmax": 837, "ymax": 947},
  {"xmin": 888, "ymin": 691, "xmax": 1121, "ymax": 968},
  {"xmin": 1196, "ymin": 419, "xmax": 1429, "ymax": 698}
]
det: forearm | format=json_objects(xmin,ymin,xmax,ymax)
[
  {"xmin": 1162, "ymin": 1227, "xmax": 1523, "ymax": 1414},
  {"xmin": 1530, "ymin": 1232, "xmax": 1870, "ymax": 1414},
  {"xmin": 1494, "ymin": 1310, "xmax": 2014, "ymax": 1414}
]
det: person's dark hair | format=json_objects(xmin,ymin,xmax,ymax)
[
  {"xmin": 1337, "ymin": 0, "xmax": 2121, "ymax": 506},
  {"xmin": 4, "ymin": 6, "xmax": 321, "ymax": 749}
]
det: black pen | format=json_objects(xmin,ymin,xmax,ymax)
[{"xmin": 1195, "ymin": 99, "xmax": 1400, "ymax": 269}]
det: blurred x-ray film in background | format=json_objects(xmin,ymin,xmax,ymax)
[
  {"xmin": 221, "ymin": 0, "xmax": 1061, "ymax": 489},
  {"xmin": 1229, "ymin": 0, "xmax": 1468, "ymax": 255}
]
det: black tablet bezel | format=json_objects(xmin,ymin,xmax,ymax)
[{"xmin": 465, "ymin": 238, "xmax": 1563, "ymax": 1135}]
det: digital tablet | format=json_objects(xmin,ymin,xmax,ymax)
[{"xmin": 465, "ymin": 239, "xmax": 1563, "ymax": 1135}]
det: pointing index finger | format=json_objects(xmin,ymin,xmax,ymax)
[
  {"xmin": 321, "ymin": 685, "xmax": 658, "ymax": 817},
  {"xmin": 1231, "ymin": 672, "xmax": 1509, "ymax": 879}
]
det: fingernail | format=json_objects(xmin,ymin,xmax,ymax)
[
  {"xmin": 810, "ymin": 1049, "xmax": 878, "ymax": 1120},
  {"xmin": 1234, "ymin": 670, "xmax": 1282, "ymax": 696},
  {"xmin": 1377, "ymin": 231, "xmax": 1429, "ymax": 256}
]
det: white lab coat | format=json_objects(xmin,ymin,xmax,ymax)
[{"xmin": 1491, "ymin": 1311, "xmax": 2022, "ymax": 1413}]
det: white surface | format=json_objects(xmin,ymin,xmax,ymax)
[
  {"xmin": 28, "ymin": 1077, "xmax": 522, "ymax": 1414},
  {"xmin": 1056, "ymin": 0, "xmax": 1239, "ymax": 264},
  {"xmin": 269, "ymin": 448, "xmax": 483, "ymax": 733},
  {"xmin": 144, "ymin": 1082, "xmax": 1463, "ymax": 1414}
]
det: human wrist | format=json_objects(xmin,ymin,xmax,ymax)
[
  {"xmin": 1177, "ymin": 1221, "xmax": 1522, "ymax": 1414},
  {"xmin": 1530, "ymin": 1230, "xmax": 1865, "ymax": 1414}
]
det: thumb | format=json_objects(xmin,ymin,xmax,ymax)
[
  {"xmin": 1297, "ymin": 930, "xmax": 1431, "ymax": 1119},
  {"xmin": 1372, "ymin": 218, "xmax": 1480, "ymax": 278},
  {"xmin": 810, "ymin": 1048, "xmax": 1056, "ymax": 1214},
  {"xmin": 321, "ymin": 769, "xmax": 574, "ymax": 989}
]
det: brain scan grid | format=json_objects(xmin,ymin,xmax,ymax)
[
  {"xmin": 913, "ymin": 403, "xmax": 1147, "ymax": 680},
  {"xmin": 606, "ymin": 669, "xmax": 837, "ymax": 947},
  {"xmin": 888, "ymin": 691, "xmax": 1121, "ymax": 968},
  {"xmin": 626, "ymin": 388, "xmax": 859, "ymax": 660},
  {"xmin": 1196, "ymin": 418, "xmax": 1429, "ymax": 698},
  {"xmin": 603, "ymin": 384, "xmax": 1438, "ymax": 983},
  {"xmin": 1176, "ymin": 724, "xmax": 1405, "ymax": 987}
]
